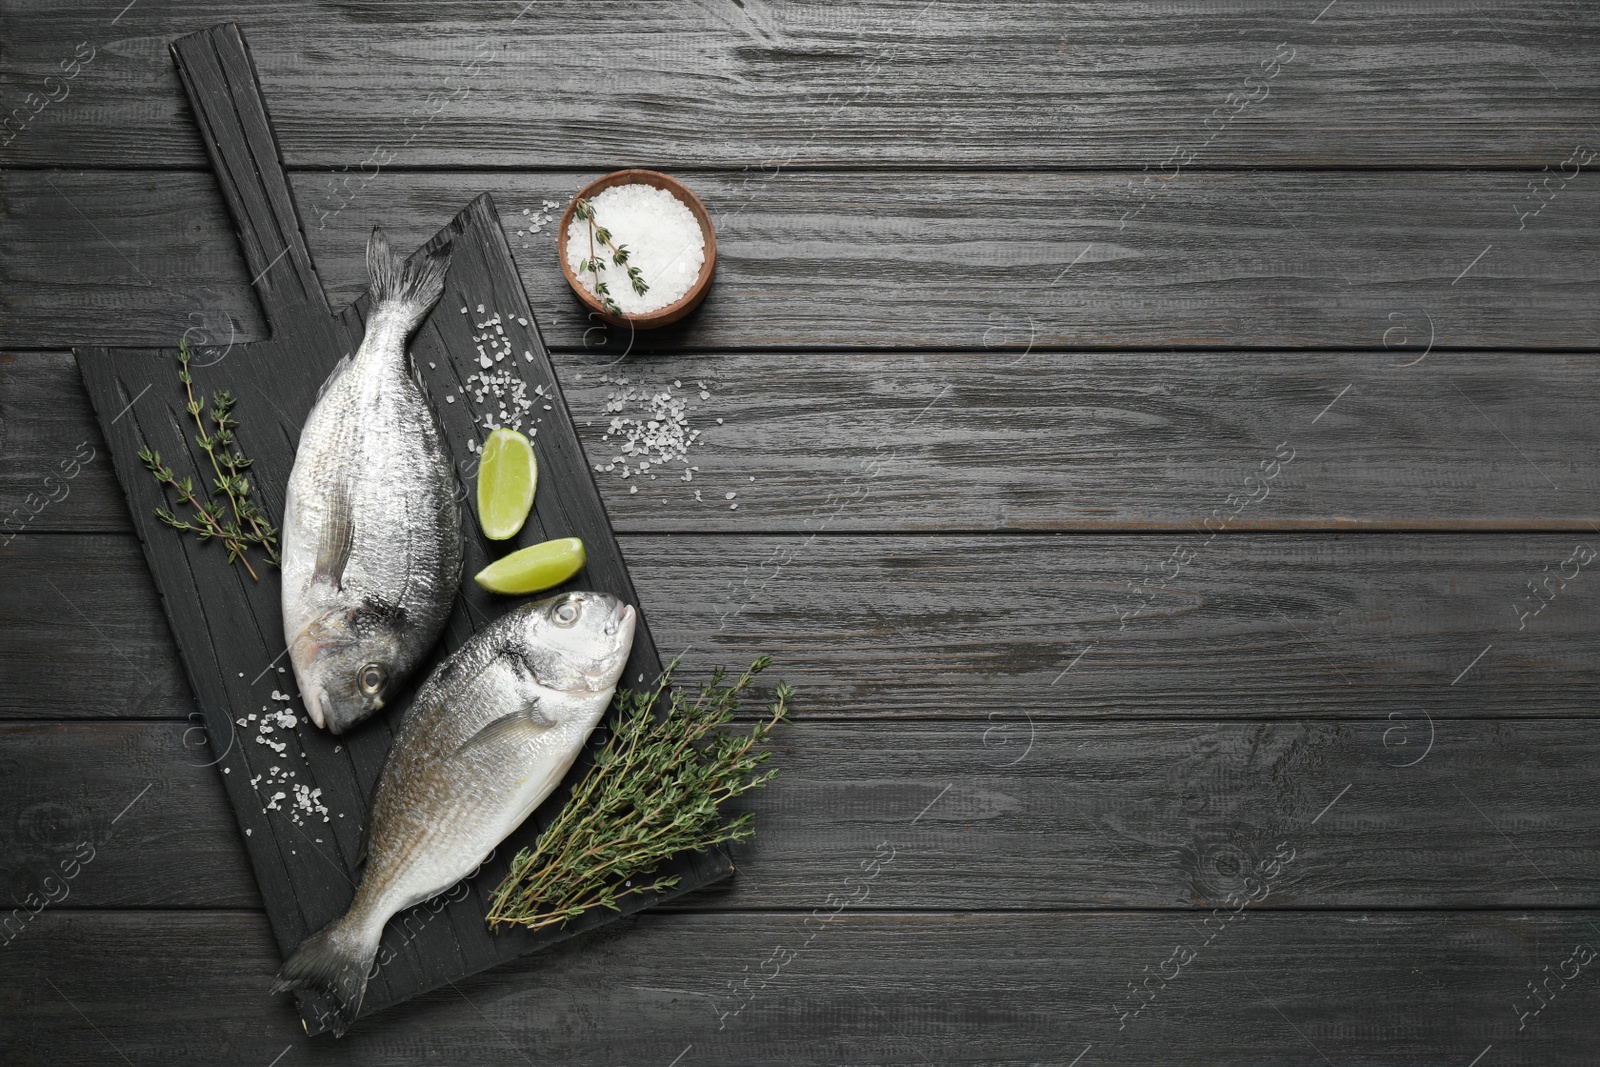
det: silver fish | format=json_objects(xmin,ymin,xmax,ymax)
[
  {"xmin": 272, "ymin": 590, "xmax": 637, "ymax": 1034},
  {"xmin": 281, "ymin": 227, "xmax": 460, "ymax": 734}
]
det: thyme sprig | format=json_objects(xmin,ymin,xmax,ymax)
[
  {"xmin": 138, "ymin": 340, "xmax": 280, "ymax": 579},
  {"xmin": 486, "ymin": 657, "xmax": 790, "ymax": 932},
  {"xmin": 573, "ymin": 196, "xmax": 649, "ymax": 318}
]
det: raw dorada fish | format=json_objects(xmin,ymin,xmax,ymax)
[
  {"xmin": 281, "ymin": 228, "xmax": 461, "ymax": 734},
  {"xmin": 272, "ymin": 591, "xmax": 637, "ymax": 1034}
]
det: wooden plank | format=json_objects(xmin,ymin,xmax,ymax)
[
  {"xmin": 0, "ymin": 722, "xmax": 261, "ymax": 909},
  {"xmin": 6, "ymin": 718, "xmax": 1597, "ymax": 910},
  {"xmin": 10, "ymin": 348, "xmax": 1600, "ymax": 536},
  {"xmin": 7, "ymin": 169, "xmax": 1600, "ymax": 349},
  {"xmin": 3, "ymin": 2, "xmax": 1598, "ymax": 169},
  {"xmin": 7, "ymin": 909, "xmax": 1600, "ymax": 1061},
  {"xmin": 0, "ymin": 170, "xmax": 267, "ymax": 347},
  {"xmin": 7, "ymin": 532, "xmax": 1600, "ymax": 722},
  {"xmin": 0, "ymin": 353, "xmax": 118, "ymax": 533},
  {"xmin": 65, "ymin": 23, "xmax": 727, "ymax": 1033}
]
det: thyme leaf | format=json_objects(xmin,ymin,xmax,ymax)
[{"xmin": 486, "ymin": 657, "xmax": 790, "ymax": 931}]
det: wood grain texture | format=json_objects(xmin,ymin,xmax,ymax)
[
  {"xmin": 5, "ymin": 718, "xmax": 1596, "ymax": 910},
  {"xmin": 3, "ymin": 2, "xmax": 1598, "ymax": 169},
  {"xmin": 0, "ymin": 170, "xmax": 268, "ymax": 347},
  {"xmin": 5, "ymin": 3, "xmax": 1599, "ymax": 1058},
  {"xmin": 6, "ymin": 909, "xmax": 1599, "ymax": 1063},
  {"xmin": 7, "ymin": 169, "xmax": 1600, "ymax": 349},
  {"xmin": 7, "ymin": 533, "xmax": 1598, "ymax": 722},
  {"xmin": 9, "ymin": 348, "xmax": 1600, "ymax": 536},
  {"xmin": 0, "ymin": 722, "xmax": 263, "ymax": 910}
]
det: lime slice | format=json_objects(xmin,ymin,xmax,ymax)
[
  {"xmin": 475, "ymin": 537, "xmax": 586, "ymax": 595},
  {"xmin": 477, "ymin": 428, "xmax": 537, "ymax": 540}
]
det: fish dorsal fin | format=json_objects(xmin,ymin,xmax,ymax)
[
  {"xmin": 452, "ymin": 699, "xmax": 555, "ymax": 758},
  {"xmin": 313, "ymin": 352, "xmax": 353, "ymax": 406},
  {"xmin": 312, "ymin": 484, "xmax": 355, "ymax": 591}
]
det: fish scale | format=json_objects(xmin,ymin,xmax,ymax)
[
  {"xmin": 280, "ymin": 227, "xmax": 463, "ymax": 735},
  {"xmin": 272, "ymin": 591, "xmax": 638, "ymax": 1036}
]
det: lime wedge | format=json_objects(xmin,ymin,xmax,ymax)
[
  {"xmin": 475, "ymin": 537, "xmax": 586, "ymax": 595},
  {"xmin": 477, "ymin": 428, "xmax": 537, "ymax": 540}
]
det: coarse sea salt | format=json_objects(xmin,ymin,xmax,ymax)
[
  {"xmin": 242, "ymin": 692, "xmax": 338, "ymax": 826},
  {"xmin": 593, "ymin": 375, "xmax": 715, "ymax": 485},
  {"xmin": 565, "ymin": 184, "xmax": 705, "ymax": 315},
  {"xmin": 514, "ymin": 200, "xmax": 561, "ymax": 248},
  {"xmin": 451, "ymin": 307, "xmax": 556, "ymax": 449}
]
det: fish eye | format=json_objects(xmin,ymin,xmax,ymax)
[
  {"xmin": 553, "ymin": 600, "xmax": 581, "ymax": 627},
  {"xmin": 358, "ymin": 663, "xmax": 386, "ymax": 695}
]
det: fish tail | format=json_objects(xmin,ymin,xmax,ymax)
[
  {"xmin": 366, "ymin": 225, "xmax": 451, "ymax": 332},
  {"xmin": 270, "ymin": 909, "xmax": 383, "ymax": 1037}
]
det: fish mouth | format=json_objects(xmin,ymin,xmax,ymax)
[
  {"xmin": 302, "ymin": 687, "xmax": 331, "ymax": 730},
  {"xmin": 579, "ymin": 603, "xmax": 636, "ymax": 689},
  {"xmin": 605, "ymin": 602, "xmax": 636, "ymax": 637}
]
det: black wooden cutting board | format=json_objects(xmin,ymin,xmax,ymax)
[{"xmin": 73, "ymin": 22, "xmax": 730, "ymax": 1036}]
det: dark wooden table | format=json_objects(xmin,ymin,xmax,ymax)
[{"xmin": 4, "ymin": 3, "xmax": 1599, "ymax": 1064}]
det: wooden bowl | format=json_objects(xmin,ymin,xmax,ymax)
[{"xmin": 556, "ymin": 169, "xmax": 717, "ymax": 330}]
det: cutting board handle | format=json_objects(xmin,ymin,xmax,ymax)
[{"xmin": 172, "ymin": 23, "xmax": 331, "ymax": 327}]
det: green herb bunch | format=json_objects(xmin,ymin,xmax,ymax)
[
  {"xmin": 138, "ymin": 340, "xmax": 280, "ymax": 579},
  {"xmin": 486, "ymin": 657, "xmax": 791, "ymax": 931},
  {"xmin": 573, "ymin": 196, "xmax": 649, "ymax": 318}
]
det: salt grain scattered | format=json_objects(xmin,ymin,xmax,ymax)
[
  {"xmin": 245, "ymin": 691, "xmax": 340, "ymax": 826},
  {"xmin": 596, "ymin": 375, "xmax": 716, "ymax": 488},
  {"xmin": 513, "ymin": 202, "xmax": 558, "ymax": 247},
  {"xmin": 450, "ymin": 308, "xmax": 550, "ymax": 444}
]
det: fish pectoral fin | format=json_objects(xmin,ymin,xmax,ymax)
[
  {"xmin": 312, "ymin": 484, "xmax": 356, "ymax": 591},
  {"xmin": 452, "ymin": 701, "xmax": 555, "ymax": 757}
]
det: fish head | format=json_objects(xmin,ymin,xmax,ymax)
[
  {"xmin": 288, "ymin": 596, "xmax": 408, "ymax": 734},
  {"xmin": 518, "ymin": 591, "xmax": 637, "ymax": 694}
]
